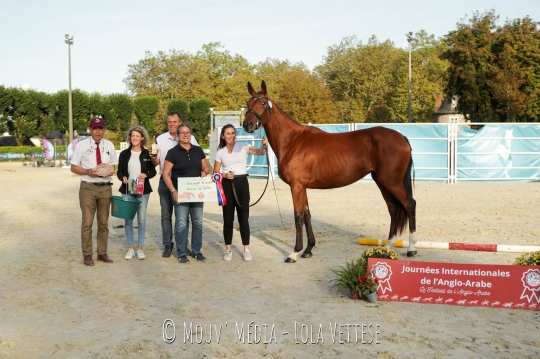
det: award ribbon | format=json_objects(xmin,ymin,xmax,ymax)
[
  {"xmin": 371, "ymin": 262, "xmax": 393, "ymax": 294},
  {"xmin": 520, "ymin": 268, "xmax": 540, "ymax": 303},
  {"xmin": 212, "ymin": 172, "xmax": 227, "ymax": 206}
]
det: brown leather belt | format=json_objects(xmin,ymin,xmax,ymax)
[{"xmin": 82, "ymin": 181, "xmax": 112, "ymax": 186}]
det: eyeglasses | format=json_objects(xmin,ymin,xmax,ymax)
[{"xmin": 179, "ymin": 132, "xmax": 191, "ymax": 135}]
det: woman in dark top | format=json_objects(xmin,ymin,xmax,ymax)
[
  {"xmin": 162, "ymin": 123, "xmax": 210, "ymax": 264},
  {"xmin": 117, "ymin": 125, "xmax": 157, "ymax": 260}
]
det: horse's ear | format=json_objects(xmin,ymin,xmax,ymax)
[
  {"xmin": 261, "ymin": 80, "xmax": 267, "ymax": 96},
  {"xmin": 247, "ymin": 82, "xmax": 256, "ymax": 97}
]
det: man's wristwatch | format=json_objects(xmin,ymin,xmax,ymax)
[{"xmin": 171, "ymin": 190, "xmax": 177, "ymax": 194}]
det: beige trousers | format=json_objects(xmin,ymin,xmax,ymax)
[{"xmin": 79, "ymin": 182, "xmax": 112, "ymax": 256}]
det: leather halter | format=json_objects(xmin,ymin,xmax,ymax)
[{"xmin": 246, "ymin": 96, "xmax": 272, "ymax": 129}]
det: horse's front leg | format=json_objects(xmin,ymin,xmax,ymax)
[
  {"xmin": 285, "ymin": 184, "xmax": 307, "ymax": 263},
  {"xmin": 301, "ymin": 203, "xmax": 315, "ymax": 258}
]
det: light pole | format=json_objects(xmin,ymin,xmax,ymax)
[
  {"xmin": 65, "ymin": 34, "xmax": 74, "ymax": 145},
  {"xmin": 406, "ymin": 31, "xmax": 413, "ymax": 123}
]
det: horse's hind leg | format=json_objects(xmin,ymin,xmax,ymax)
[
  {"xmin": 301, "ymin": 201, "xmax": 315, "ymax": 258},
  {"xmin": 406, "ymin": 196, "xmax": 417, "ymax": 256},
  {"xmin": 386, "ymin": 183, "xmax": 417, "ymax": 257},
  {"xmin": 285, "ymin": 184, "xmax": 308, "ymax": 263},
  {"xmin": 372, "ymin": 174, "xmax": 399, "ymax": 248}
]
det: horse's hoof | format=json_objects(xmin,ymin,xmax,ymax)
[
  {"xmin": 300, "ymin": 252, "xmax": 313, "ymax": 259},
  {"xmin": 284, "ymin": 257, "xmax": 297, "ymax": 263},
  {"xmin": 407, "ymin": 250, "xmax": 417, "ymax": 257}
]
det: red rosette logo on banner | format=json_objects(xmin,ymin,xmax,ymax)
[
  {"xmin": 212, "ymin": 172, "xmax": 227, "ymax": 206},
  {"xmin": 371, "ymin": 262, "xmax": 393, "ymax": 294},
  {"xmin": 520, "ymin": 269, "xmax": 540, "ymax": 304}
]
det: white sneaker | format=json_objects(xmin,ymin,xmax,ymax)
[
  {"xmin": 223, "ymin": 250, "xmax": 233, "ymax": 261},
  {"xmin": 137, "ymin": 249, "xmax": 146, "ymax": 260},
  {"xmin": 244, "ymin": 249, "xmax": 252, "ymax": 262},
  {"xmin": 125, "ymin": 248, "xmax": 135, "ymax": 260}
]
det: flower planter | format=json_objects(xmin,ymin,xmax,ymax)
[
  {"xmin": 350, "ymin": 289, "xmax": 360, "ymax": 300},
  {"xmin": 365, "ymin": 292, "xmax": 378, "ymax": 303}
]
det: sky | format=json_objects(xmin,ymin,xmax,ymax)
[{"xmin": 1, "ymin": 0, "xmax": 538, "ymax": 95}]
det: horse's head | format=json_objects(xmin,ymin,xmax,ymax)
[{"xmin": 243, "ymin": 80, "xmax": 272, "ymax": 133}]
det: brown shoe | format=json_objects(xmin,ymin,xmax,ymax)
[
  {"xmin": 84, "ymin": 255, "xmax": 94, "ymax": 266},
  {"xmin": 97, "ymin": 253, "xmax": 114, "ymax": 263}
]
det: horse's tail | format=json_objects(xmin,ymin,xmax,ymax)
[
  {"xmin": 403, "ymin": 136, "xmax": 415, "ymax": 193},
  {"xmin": 392, "ymin": 137, "xmax": 415, "ymax": 235}
]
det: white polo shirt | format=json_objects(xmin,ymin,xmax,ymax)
[
  {"xmin": 71, "ymin": 137, "xmax": 118, "ymax": 183},
  {"xmin": 156, "ymin": 131, "xmax": 199, "ymax": 174},
  {"xmin": 215, "ymin": 143, "xmax": 251, "ymax": 175}
]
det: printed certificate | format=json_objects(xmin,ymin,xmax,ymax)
[{"xmin": 176, "ymin": 177, "xmax": 217, "ymax": 203}]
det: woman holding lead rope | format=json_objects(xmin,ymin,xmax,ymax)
[{"xmin": 213, "ymin": 124, "xmax": 268, "ymax": 262}]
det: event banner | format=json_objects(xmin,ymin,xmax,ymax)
[
  {"xmin": 176, "ymin": 177, "xmax": 217, "ymax": 203},
  {"xmin": 367, "ymin": 258, "xmax": 539, "ymax": 311}
]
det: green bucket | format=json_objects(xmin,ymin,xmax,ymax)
[{"xmin": 111, "ymin": 195, "xmax": 141, "ymax": 220}]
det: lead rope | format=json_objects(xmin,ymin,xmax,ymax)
[
  {"xmin": 250, "ymin": 127, "xmax": 286, "ymax": 230},
  {"xmin": 268, "ymin": 153, "xmax": 287, "ymax": 231},
  {"xmin": 247, "ymin": 129, "xmax": 269, "ymax": 208}
]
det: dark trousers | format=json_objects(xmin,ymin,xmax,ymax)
[{"xmin": 222, "ymin": 177, "xmax": 250, "ymax": 245}]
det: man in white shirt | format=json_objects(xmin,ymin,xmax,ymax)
[
  {"xmin": 150, "ymin": 112, "xmax": 198, "ymax": 258},
  {"xmin": 71, "ymin": 117, "xmax": 118, "ymax": 266}
]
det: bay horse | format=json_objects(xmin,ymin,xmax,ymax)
[{"xmin": 243, "ymin": 80, "xmax": 417, "ymax": 263}]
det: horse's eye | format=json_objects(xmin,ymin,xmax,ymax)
[{"xmin": 261, "ymin": 101, "xmax": 266, "ymax": 106}]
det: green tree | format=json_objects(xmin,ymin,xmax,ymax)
[
  {"xmin": 253, "ymin": 59, "xmax": 337, "ymax": 123},
  {"xmin": 274, "ymin": 67, "xmax": 338, "ymax": 124},
  {"xmin": 190, "ymin": 98, "xmax": 211, "ymax": 143},
  {"xmin": 105, "ymin": 93, "xmax": 134, "ymax": 135},
  {"xmin": 0, "ymin": 86, "xmax": 12, "ymax": 135},
  {"xmin": 489, "ymin": 16, "xmax": 540, "ymax": 121},
  {"xmin": 54, "ymin": 89, "xmax": 90, "ymax": 133},
  {"xmin": 196, "ymin": 42, "xmax": 254, "ymax": 109},
  {"xmin": 391, "ymin": 31, "xmax": 448, "ymax": 122},
  {"xmin": 133, "ymin": 96, "xmax": 159, "ymax": 136},
  {"xmin": 154, "ymin": 99, "xmax": 170, "ymax": 136},
  {"xmin": 124, "ymin": 49, "xmax": 213, "ymax": 100},
  {"xmin": 167, "ymin": 98, "xmax": 190, "ymax": 122},
  {"xmin": 365, "ymin": 104, "xmax": 394, "ymax": 123},
  {"xmin": 254, "ymin": 58, "xmax": 296, "ymax": 92},
  {"xmin": 125, "ymin": 43, "xmax": 257, "ymax": 111},
  {"xmin": 0, "ymin": 85, "xmax": 11, "ymax": 133},
  {"xmin": 88, "ymin": 92, "xmax": 109, "ymax": 120},
  {"xmin": 5, "ymin": 88, "xmax": 54, "ymax": 144},
  {"xmin": 442, "ymin": 10, "xmax": 500, "ymax": 122},
  {"xmin": 443, "ymin": 10, "xmax": 540, "ymax": 122},
  {"xmin": 317, "ymin": 36, "xmax": 403, "ymax": 123}
]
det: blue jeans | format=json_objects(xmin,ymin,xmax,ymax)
[
  {"xmin": 159, "ymin": 177, "xmax": 187, "ymax": 248},
  {"xmin": 125, "ymin": 193, "xmax": 150, "ymax": 247},
  {"xmin": 173, "ymin": 201, "xmax": 204, "ymax": 257}
]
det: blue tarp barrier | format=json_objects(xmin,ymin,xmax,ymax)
[
  {"xmin": 227, "ymin": 123, "xmax": 540, "ymax": 182},
  {"xmin": 457, "ymin": 124, "xmax": 540, "ymax": 181}
]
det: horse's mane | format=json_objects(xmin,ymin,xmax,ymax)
[{"xmin": 257, "ymin": 91, "xmax": 322, "ymax": 131}]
